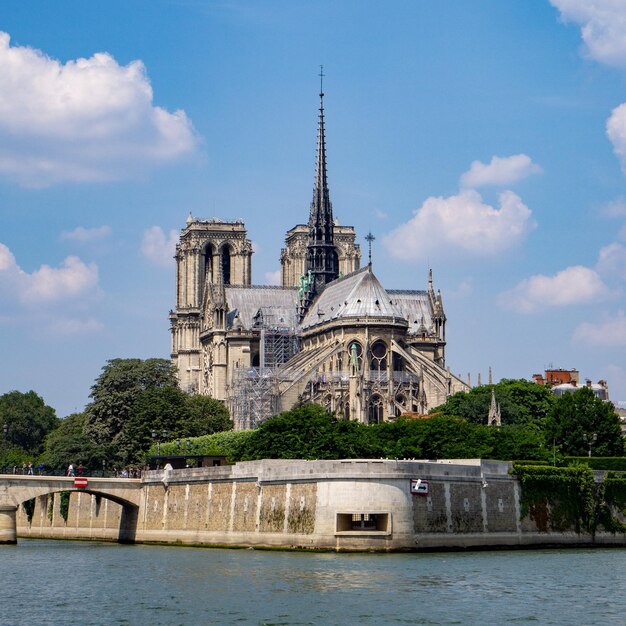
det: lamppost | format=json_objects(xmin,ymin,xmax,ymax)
[
  {"xmin": 583, "ymin": 433, "xmax": 597, "ymax": 459},
  {"xmin": 2, "ymin": 423, "xmax": 7, "ymax": 473},
  {"xmin": 151, "ymin": 430, "xmax": 168, "ymax": 457}
]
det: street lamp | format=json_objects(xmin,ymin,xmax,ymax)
[
  {"xmin": 151, "ymin": 430, "xmax": 168, "ymax": 457},
  {"xmin": 2, "ymin": 423, "xmax": 7, "ymax": 473},
  {"xmin": 583, "ymin": 433, "xmax": 597, "ymax": 459}
]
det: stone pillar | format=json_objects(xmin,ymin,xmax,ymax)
[
  {"xmin": 118, "ymin": 505, "xmax": 138, "ymax": 544},
  {"xmin": 0, "ymin": 504, "xmax": 17, "ymax": 544}
]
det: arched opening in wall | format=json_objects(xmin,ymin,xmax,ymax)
[
  {"xmin": 395, "ymin": 394, "xmax": 406, "ymax": 417},
  {"xmin": 203, "ymin": 243, "xmax": 214, "ymax": 288},
  {"xmin": 221, "ymin": 245, "xmax": 231, "ymax": 285},
  {"xmin": 368, "ymin": 394, "xmax": 384, "ymax": 424},
  {"xmin": 251, "ymin": 352, "xmax": 260, "ymax": 367},
  {"xmin": 370, "ymin": 340, "xmax": 387, "ymax": 372},
  {"xmin": 336, "ymin": 396, "xmax": 350, "ymax": 420},
  {"xmin": 392, "ymin": 352, "xmax": 404, "ymax": 372},
  {"xmin": 331, "ymin": 249, "xmax": 339, "ymax": 274},
  {"xmin": 347, "ymin": 341, "xmax": 363, "ymax": 375},
  {"xmin": 323, "ymin": 394, "xmax": 332, "ymax": 413}
]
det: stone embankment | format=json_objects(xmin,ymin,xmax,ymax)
[{"xmin": 8, "ymin": 459, "xmax": 626, "ymax": 550}]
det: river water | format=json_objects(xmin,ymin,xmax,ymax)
[{"xmin": 1, "ymin": 540, "xmax": 624, "ymax": 625}]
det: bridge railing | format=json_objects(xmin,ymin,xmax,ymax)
[{"xmin": 0, "ymin": 468, "xmax": 143, "ymax": 479}]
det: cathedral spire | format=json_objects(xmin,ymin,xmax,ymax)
[
  {"xmin": 309, "ymin": 65, "xmax": 332, "ymax": 237},
  {"xmin": 300, "ymin": 66, "xmax": 339, "ymax": 317}
]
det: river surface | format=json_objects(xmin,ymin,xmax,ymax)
[{"xmin": 1, "ymin": 540, "xmax": 625, "ymax": 625}]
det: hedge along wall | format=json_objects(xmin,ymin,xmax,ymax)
[{"xmin": 511, "ymin": 464, "xmax": 626, "ymax": 535}]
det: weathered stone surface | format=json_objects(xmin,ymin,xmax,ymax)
[{"xmin": 5, "ymin": 459, "xmax": 625, "ymax": 551}]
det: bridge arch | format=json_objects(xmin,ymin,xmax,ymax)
[{"xmin": 1, "ymin": 476, "xmax": 143, "ymax": 545}]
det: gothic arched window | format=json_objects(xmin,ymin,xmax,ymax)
[
  {"xmin": 370, "ymin": 340, "xmax": 387, "ymax": 371},
  {"xmin": 368, "ymin": 394, "xmax": 384, "ymax": 424},
  {"xmin": 221, "ymin": 245, "xmax": 231, "ymax": 285}
]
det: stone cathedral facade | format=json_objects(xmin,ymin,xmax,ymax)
[{"xmin": 170, "ymin": 88, "xmax": 468, "ymax": 429}]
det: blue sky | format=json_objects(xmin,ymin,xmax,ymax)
[{"xmin": 1, "ymin": 0, "xmax": 625, "ymax": 417}]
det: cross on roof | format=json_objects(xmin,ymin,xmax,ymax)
[{"xmin": 365, "ymin": 231, "xmax": 375, "ymax": 266}]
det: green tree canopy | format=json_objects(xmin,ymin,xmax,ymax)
[
  {"xmin": 231, "ymin": 404, "xmax": 546, "ymax": 463},
  {"xmin": 84, "ymin": 358, "xmax": 178, "ymax": 445},
  {"xmin": 0, "ymin": 390, "xmax": 59, "ymax": 455},
  {"xmin": 185, "ymin": 395, "xmax": 232, "ymax": 436},
  {"xmin": 545, "ymin": 387, "xmax": 624, "ymax": 457},
  {"xmin": 433, "ymin": 379, "xmax": 555, "ymax": 430},
  {"xmin": 42, "ymin": 412, "xmax": 108, "ymax": 471}
]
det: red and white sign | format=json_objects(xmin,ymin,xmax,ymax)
[
  {"xmin": 74, "ymin": 477, "xmax": 88, "ymax": 488},
  {"xmin": 410, "ymin": 479, "xmax": 429, "ymax": 495}
]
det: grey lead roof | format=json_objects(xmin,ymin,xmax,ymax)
[
  {"xmin": 300, "ymin": 266, "xmax": 432, "ymax": 331},
  {"xmin": 224, "ymin": 271, "xmax": 435, "ymax": 335},
  {"xmin": 225, "ymin": 286, "xmax": 299, "ymax": 330}
]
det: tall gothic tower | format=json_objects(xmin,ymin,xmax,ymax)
[{"xmin": 170, "ymin": 216, "xmax": 252, "ymax": 393}]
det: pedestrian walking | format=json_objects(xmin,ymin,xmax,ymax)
[
  {"xmin": 67, "ymin": 463, "xmax": 75, "ymax": 477},
  {"xmin": 27, "ymin": 462, "xmax": 34, "ymax": 475}
]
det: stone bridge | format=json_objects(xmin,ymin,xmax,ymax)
[{"xmin": 0, "ymin": 474, "xmax": 142, "ymax": 544}]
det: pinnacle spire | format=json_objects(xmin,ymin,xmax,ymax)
[
  {"xmin": 309, "ymin": 65, "xmax": 332, "ymax": 240},
  {"xmin": 300, "ymin": 66, "xmax": 339, "ymax": 318}
]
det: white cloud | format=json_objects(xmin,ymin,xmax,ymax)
[
  {"xmin": 596, "ymin": 242, "xmax": 626, "ymax": 280},
  {"xmin": 141, "ymin": 226, "xmax": 177, "ymax": 267},
  {"xmin": 0, "ymin": 242, "xmax": 99, "ymax": 304},
  {"xmin": 373, "ymin": 209, "xmax": 388, "ymax": 220},
  {"xmin": 460, "ymin": 154, "xmax": 542, "ymax": 188},
  {"xmin": 264, "ymin": 269, "xmax": 281, "ymax": 286},
  {"xmin": 0, "ymin": 32, "xmax": 198, "ymax": 186},
  {"xmin": 573, "ymin": 310, "xmax": 626, "ymax": 347},
  {"xmin": 550, "ymin": 0, "xmax": 626, "ymax": 68},
  {"xmin": 61, "ymin": 225, "xmax": 112, "ymax": 242},
  {"xmin": 603, "ymin": 198, "xmax": 626, "ymax": 217},
  {"xmin": 24, "ymin": 256, "xmax": 99, "ymax": 303},
  {"xmin": 497, "ymin": 265, "xmax": 611, "ymax": 313},
  {"xmin": 383, "ymin": 189, "xmax": 535, "ymax": 261},
  {"xmin": 606, "ymin": 103, "xmax": 626, "ymax": 173}
]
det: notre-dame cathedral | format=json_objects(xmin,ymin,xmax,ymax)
[{"xmin": 170, "ymin": 85, "xmax": 468, "ymax": 429}]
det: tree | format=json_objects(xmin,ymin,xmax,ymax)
[
  {"xmin": 84, "ymin": 358, "xmax": 178, "ymax": 446},
  {"xmin": 239, "ymin": 404, "xmax": 376, "ymax": 461},
  {"xmin": 433, "ymin": 379, "xmax": 554, "ymax": 430},
  {"xmin": 42, "ymin": 412, "xmax": 108, "ymax": 471},
  {"xmin": 121, "ymin": 386, "xmax": 191, "ymax": 462},
  {"xmin": 186, "ymin": 395, "xmax": 232, "ymax": 436},
  {"xmin": 0, "ymin": 390, "xmax": 59, "ymax": 455},
  {"xmin": 545, "ymin": 387, "xmax": 624, "ymax": 457}
]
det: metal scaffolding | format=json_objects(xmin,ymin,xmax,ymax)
[{"xmin": 229, "ymin": 309, "xmax": 299, "ymax": 430}]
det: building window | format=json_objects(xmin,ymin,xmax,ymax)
[
  {"xmin": 369, "ymin": 394, "xmax": 384, "ymax": 424},
  {"xmin": 221, "ymin": 245, "xmax": 231, "ymax": 285},
  {"xmin": 370, "ymin": 340, "xmax": 387, "ymax": 371},
  {"xmin": 336, "ymin": 513, "xmax": 390, "ymax": 533}
]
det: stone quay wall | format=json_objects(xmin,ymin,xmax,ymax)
[{"xmin": 15, "ymin": 459, "xmax": 626, "ymax": 551}]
